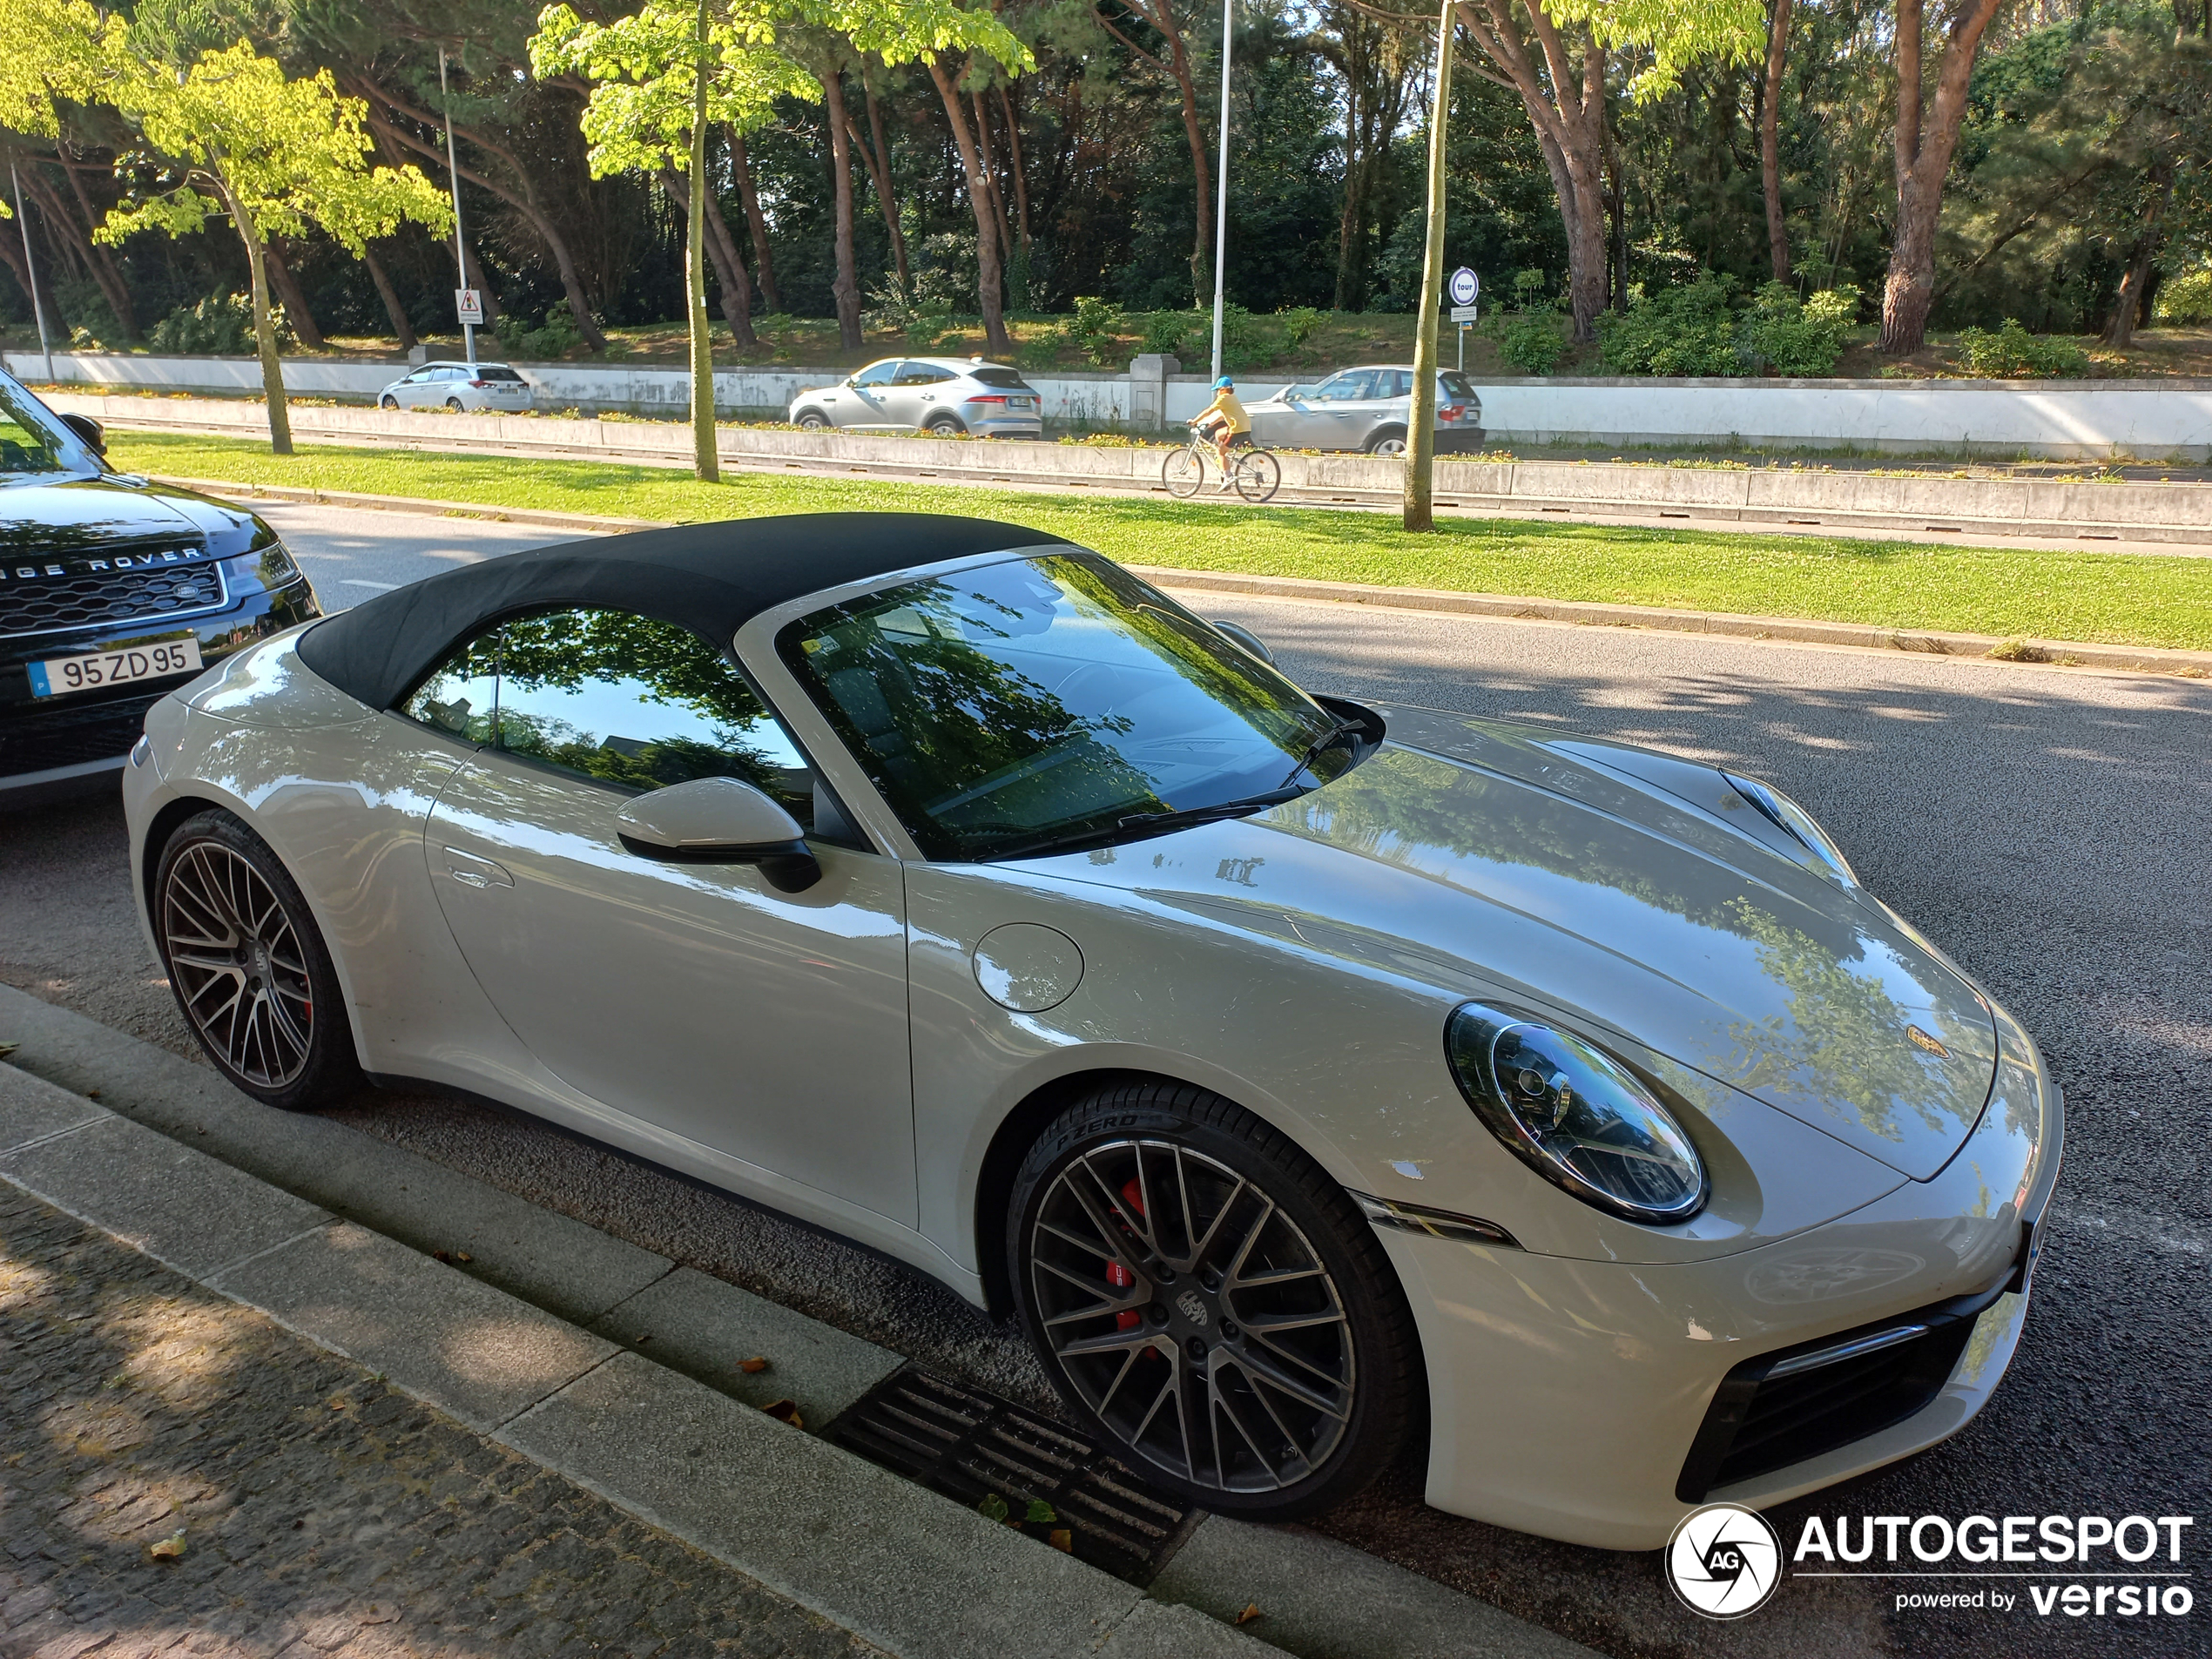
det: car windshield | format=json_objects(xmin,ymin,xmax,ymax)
[
  {"xmin": 0, "ymin": 376, "xmax": 98, "ymax": 480},
  {"xmin": 779, "ymin": 553, "xmax": 1361, "ymax": 860}
]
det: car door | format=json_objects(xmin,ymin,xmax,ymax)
[
  {"xmin": 414, "ymin": 605, "xmax": 919, "ymax": 1224},
  {"xmin": 832, "ymin": 359, "xmax": 900, "ymax": 429},
  {"xmin": 1304, "ymin": 369, "xmax": 1379, "ymax": 449}
]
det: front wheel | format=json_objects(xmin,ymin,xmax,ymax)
[
  {"xmin": 1008, "ymin": 1082, "xmax": 1420, "ymax": 1519},
  {"xmin": 379, "ymin": 395, "xmax": 399, "ymax": 410},
  {"xmin": 154, "ymin": 809, "xmax": 362, "ymax": 1112},
  {"xmin": 795, "ymin": 409, "xmax": 832, "ymax": 431},
  {"xmin": 1162, "ymin": 445, "xmax": 1205, "ymax": 500},
  {"xmin": 1233, "ymin": 448, "xmax": 1282, "ymax": 503}
]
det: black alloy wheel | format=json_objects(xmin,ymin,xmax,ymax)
[
  {"xmin": 1009, "ymin": 1082, "xmax": 1420, "ymax": 1519},
  {"xmin": 154, "ymin": 809, "xmax": 362, "ymax": 1111}
]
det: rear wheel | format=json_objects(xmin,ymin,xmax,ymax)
[
  {"xmin": 445, "ymin": 397, "xmax": 465, "ymax": 413},
  {"xmin": 924, "ymin": 412, "xmax": 966, "ymax": 435},
  {"xmin": 1233, "ymin": 448, "xmax": 1282, "ymax": 503},
  {"xmin": 1162, "ymin": 445, "xmax": 1205, "ymax": 500},
  {"xmin": 154, "ymin": 809, "xmax": 362, "ymax": 1112},
  {"xmin": 1366, "ymin": 428, "xmax": 1407, "ymax": 458},
  {"xmin": 1008, "ymin": 1082, "xmax": 1420, "ymax": 1519}
]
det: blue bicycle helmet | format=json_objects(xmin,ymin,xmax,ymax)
[{"xmin": 1214, "ymin": 375, "xmax": 1234, "ymax": 388}]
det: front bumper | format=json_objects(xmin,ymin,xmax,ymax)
[{"xmin": 1389, "ymin": 1012, "xmax": 2061, "ymax": 1550}]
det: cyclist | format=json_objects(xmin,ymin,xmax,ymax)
[{"xmin": 1191, "ymin": 374, "xmax": 1249, "ymax": 492}]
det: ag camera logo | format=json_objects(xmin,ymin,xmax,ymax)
[{"xmin": 1668, "ymin": 1503, "xmax": 1783, "ymax": 1619}]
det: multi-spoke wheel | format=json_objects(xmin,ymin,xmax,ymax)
[
  {"xmin": 1010, "ymin": 1083, "xmax": 1420, "ymax": 1519},
  {"xmin": 1233, "ymin": 447, "xmax": 1282, "ymax": 502},
  {"xmin": 1162, "ymin": 444, "xmax": 1206, "ymax": 500},
  {"xmin": 154, "ymin": 810, "xmax": 361, "ymax": 1111}
]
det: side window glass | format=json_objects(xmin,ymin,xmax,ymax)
[
  {"xmin": 853, "ymin": 361, "xmax": 898, "ymax": 388},
  {"xmin": 1386, "ymin": 370, "xmax": 1413, "ymax": 398},
  {"xmin": 492, "ymin": 607, "xmax": 816, "ymax": 829},
  {"xmin": 400, "ymin": 631, "xmax": 499, "ymax": 741}
]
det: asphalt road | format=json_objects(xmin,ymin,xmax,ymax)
[{"xmin": 3, "ymin": 505, "xmax": 2207, "ymax": 1659}]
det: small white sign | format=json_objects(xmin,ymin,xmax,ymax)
[
  {"xmin": 455, "ymin": 287, "xmax": 484, "ymax": 326},
  {"xmin": 1450, "ymin": 304, "xmax": 1480, "ymax": 324},
  {"xmin": 1447, "ymin": 266, "xmax": 1480, "ymax": 307}
]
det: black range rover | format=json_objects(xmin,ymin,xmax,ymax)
[{"xmin": 0, "ymin": 369, "xmax": 320, "ymax": 804}]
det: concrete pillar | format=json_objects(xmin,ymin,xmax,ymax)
[{"xmin": 1130, "ymin": 354, "xmax": 1180, "ymax": 431}]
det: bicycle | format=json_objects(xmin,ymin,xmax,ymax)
[{"xmin": 1161, "ymin": 424, "xmax": 1282, "ymax": 503}]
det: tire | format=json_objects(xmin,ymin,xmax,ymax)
[
  {"xmin": 379, "ymin": 395, "xmax": 399, "ymax": 410},
  {"xmin": 445, "ymin": 397, "xmax": 465, "ymax": 413},
  {"xmin": 1233, "ymin": 448, "xmax": 1282, "ymax": 503},
  {"xmin": 1008, "ymin": 1082, "xmax": 1421, "ymax": 1520},
  {"xmin": 924, "ymin": 413, "xmax": 966, "ymax": 435},
  {"xmin": 795, "ymin": 409, "xmax": 832, "ymax": 430},
  {"xmin": 1162, "ymin": 445, "xmax": 1205, "ymax": 500},
  {"xmin": 153, "ymin": 809, "xmax": 363, "ymax": 1112},
  {"xmin": 1366, "ymin": 428, "xmax": 1408, "ymax": 458}
]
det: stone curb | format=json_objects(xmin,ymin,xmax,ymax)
[
  {"xmin": 0, "ymin": 988, "xmax": 1596, "ymax": 1659},
  {"xmin": 152, "ymin": 474, "xmax": 2212, "ymax": 679}
]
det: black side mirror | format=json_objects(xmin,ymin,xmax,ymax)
[
  {"xmin": 615, "ymin": 777, "xmax": 822, "ymax": 893},
  {"xmin": 1211, "ymin": 620, "xmax": 1274, "ymax": 665},
  {"xmin": 60, "ymin": 413, "xmax": 105, "ymax": 456}
]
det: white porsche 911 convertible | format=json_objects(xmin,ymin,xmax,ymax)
[{"xmin": 122, "ymin": 512, "xmax": 2060, "ymax": 1548}]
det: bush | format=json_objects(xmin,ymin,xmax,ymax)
[
  {"xmin": 1952, "ymin": 318, "xmax": 2089, "ymax": 379},
  {"xmin": 495, "ymin": 308, "xmax": 583, "ymax": 361},
  {"xmin": 862, "ymin": 277, "xmax": 956, "ymax": 353},
  {"xmin": 1740, "ymin": 281, "xmax": 1858, "ymax": 377},
  {"xmin": 1219, "ymin": 302, "xmax": 1264, "ymax": 372},
  {"xmin": 2153, "ymin": 266, "xmax": 2212, "ymax": 326},
  {"xmin": 149, "ymin": 292, "xmax": 291, "ymax": 355},
  {"xmin": 1140, "ymin": 310, "xmax": 1187, "ymax": 359},
  {"xmin": 1277, "ymin": 306, "xmax": 1322, "ymax": 350},
  {"xmin": 1064, "ymin": 294, "xmax": 1123, "ymax": 366},
  {"xmin": 1596, "ymin": 273, "xmax": 1743, "ymax": 376}
]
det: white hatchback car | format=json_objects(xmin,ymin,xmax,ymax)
[
  {"xmin": 122, "ymin": 512, "xmax": 2057, "ymax": 1548},
  {"xmin": 376, "ymin": 361, "xmax": 535, "ymax": 414},
  {"xmin": 790, "ymin": 358, "xmax": 1044, "ymax": 438}
]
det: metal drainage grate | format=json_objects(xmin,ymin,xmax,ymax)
[{"xmin": 826, "ymin": 1366, "xmax": 1196, "ymax": 1585}]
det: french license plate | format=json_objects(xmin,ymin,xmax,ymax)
[
  {"xmin": 28, "ymin": 637, "xmax": 202, "ymax": 698},
  {"xmin": 1011, "ymin": 396, "xmax": 1035, "ymax": 408}
]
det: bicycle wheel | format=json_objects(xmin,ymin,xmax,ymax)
[
  {"xmin": 1234, "ymin": 447, "xmax": 1282, "ymax": 503},
  {"xmin": 1163, "ymin": 444, "xmax": 1206, "ymax": 499}
]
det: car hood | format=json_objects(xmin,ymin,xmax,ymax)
[
  {"xmin": 0, "ymin": 475, "xmax": 269, "ymax": 557},
  {"xmin": 1035, "ymin": 706, "xmax": 1998, "ymax": 1180}
]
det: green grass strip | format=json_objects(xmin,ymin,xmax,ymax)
[{"xmin": 111, "ymin": 431, "xmax": 2212, "ymax": 651}]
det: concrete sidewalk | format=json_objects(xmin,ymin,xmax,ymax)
[{"xmin": 0, "ymin": 987, "xmax": 1601, "ymax": 1659}]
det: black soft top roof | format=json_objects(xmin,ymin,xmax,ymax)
[{"xmin": 295, "ymin": 511, "xmax": 1070, "ymax": 710}]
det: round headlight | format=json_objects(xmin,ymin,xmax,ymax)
[{"xmin": 1447, "ymin": 1004, "xmax": 1707, "ymax": 1224}]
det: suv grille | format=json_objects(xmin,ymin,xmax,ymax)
[
  {"xmin": 1, "ymin": 545, "xmax": 224, "ymax": 640},
  {"xmin": 1, "ymin": 690, "xmax": 159, "ymax": 775}
]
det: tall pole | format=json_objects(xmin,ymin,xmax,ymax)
[
  {"xmin": 439, "ymin": 49, "xmax": 476, "ymax": 368},
  {"xmin": 11, "ymin": 165, "xmax": 52, "ymax": 383},
  {"xmin": 1208, "ymin": 0, "xmax": 1233, "ymax": 380},
  {"xmin": 1403, "ymin": 0, "xmax": 1453, "ymax": 533}
]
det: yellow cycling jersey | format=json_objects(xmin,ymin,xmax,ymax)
[{"xmin": 1198, "ymin": 388, "xmax": 1250, "ymax": 434}]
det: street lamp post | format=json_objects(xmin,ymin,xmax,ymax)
[
  {"xmin": 11, "ymin": 165, "xmax": 52, "ymax": 384},
  {"xmin": 438, "ymin": 49, "xmax": 477, "ymax": 368},
  {"xmin": 1207, "ymin": 0, "xmax": 1233, "ymax": 381}
]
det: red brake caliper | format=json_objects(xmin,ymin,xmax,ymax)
[{"xmin": 1110, "ymin": 1177, "xmax": 1144, "ymax": 1332}]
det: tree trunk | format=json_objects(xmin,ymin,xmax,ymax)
[
  {"xmin": 461, "ymin": 242, "xmax": 502, "ymax": 328},
  {"xmin": 358, "ymin": 89, "xmax": 604, "ymax": 350},
  {"xmin": 688, "ymin": 0, "xmax": 718, "ymax": 482},
  {"xmin": 821, "ymin": 71, "xmax": 864, "ymax": 353},
  {"xmin": 361, "ymin": 245, "xmax": 419, "ymax": 349},
  {"xmin": 927, "ymin": 59, "xmax": 1012, "ymax": 354},
  {"xmin": 1334, "ymin": 113, "xmax": 1372, "ymax": 311},
  {"xmin": 2106, "ymin": 164, "xmax": 2175, "ymax": 349},
  {"xmin": 1458, "ymin": 3, "xmax": 1612, "ymax": 341},
  {"xmin": 226, "ymin": 192, "xmax": 291, "ymax": 455},
  {"xmin": 729, "ymin": 131, "xmax": 781, "ymax": 312},
  {"xmin": 862, "ymin": 71, "xmax": 910, "ymax": 289},
  {"xmin": 996, "ymin": 83, "xmax": 1031, "ymax": 254},
  {"xmin": 263, "ymin": 245, "xmax": 327, "ymax": 351},
  {"xmin": 1089, "ymin": 3, "xmax": 1212, "ymax": 303},
  {"xmin": 660, "ymin": 166, "xmax": 757, "ymax": 348},
  {"xmin": 1760, "ymin": 0, "xmax": 1794, "ymax": 283},
  {"xmin": 1879, "ymin": 0, "xmax": 2008, "ymax": 354},
  {"xmin": 973, "ymin": 87, "xmax": 1015, "ymax": 280},
  {"xmin": 1406, "ymin": 0, "xmax": 1453, "ymax": 533},
  {"xmin": 55, "ymin": 155, "xmax": 138, "ymax": 338}
]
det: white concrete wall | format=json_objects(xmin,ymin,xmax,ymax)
[{"xmin": 13, "ymin": 349, "xmax": 2212, "ymax": 459}]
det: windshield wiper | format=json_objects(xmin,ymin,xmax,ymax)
[
  {"xmin": 1278, "ymin": 714, "xmax": 1366, "ymax": 789},
  {"xmin": 988, "ymin": 786, "xmax": 1305, "ymax": 862}
]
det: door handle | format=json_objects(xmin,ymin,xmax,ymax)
[{"xmin": 442, "ymin": 846, "xmax": 513, "ymax": 888}]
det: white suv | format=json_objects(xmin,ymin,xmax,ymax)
[
  {"xmin": 790, "ymin": 358, "xmax": 1044, "ymax": 439},
  {"xmin": 376, "ymin": 362, "xmax": 535, "ymax": 414},
  {"xmin": 1247, "ymin": 365, "xmax": 1485, "ymax": 455}
]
